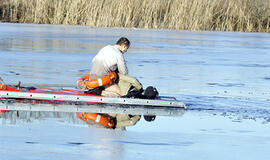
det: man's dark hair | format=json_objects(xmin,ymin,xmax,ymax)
[{"xmin": 116, "ymin": 37, "xmax": 130, "ymax": 47}]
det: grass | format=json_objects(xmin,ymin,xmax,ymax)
[{"xmin": 0, "ymin": 0, "xmax": 269, "ymax": 32}]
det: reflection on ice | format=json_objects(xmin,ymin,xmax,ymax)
[
  {"xmin": 0, "ymin": 110, "xmax": 185, "ymax": 130},
  {"xmin": 0, "ymin": 111, "xmax": 80, "ymax": 125}
]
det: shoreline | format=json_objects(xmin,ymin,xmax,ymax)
[
  {"xmin": 1, "ymin": 0, "xmax": 269, "ymax": 33},
  {"xmin": 1, "ymin": 22, "xmax": 270, "ymax": 34}
]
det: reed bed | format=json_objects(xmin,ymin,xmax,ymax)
[{"xmin": 0, "ymin": 0, "xmax": 269, "ymax": 32}]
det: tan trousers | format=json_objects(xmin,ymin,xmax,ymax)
[
  {"xmin": 117, "ymin": 73, "xmax": 143, "ymax": 96},
  {"xmin": 101, "ymin": 74, "xmax": 142, "ymax": 97},
  {"xmin": 101, "ymin": 84, "xmax": 121, "ymax": 97}
]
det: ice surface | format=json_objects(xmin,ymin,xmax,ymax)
[{"xmin": 1, "ymin": 23, "xmax": 270, "ymax": 159}]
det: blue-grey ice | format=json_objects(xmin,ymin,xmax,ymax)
[{"xmin": 1, "ymin": 23, "xmax": 270, "ymax": 160}]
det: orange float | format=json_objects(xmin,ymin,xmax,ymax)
[
  {"xmin": 76, "ymin": 112, "xmax": 115, "ymax": 128},
  {"xmin": 77, "ymin": 72, "xmax": 117, "ymax": 89}
]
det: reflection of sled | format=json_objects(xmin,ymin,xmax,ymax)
[
  {"xmin": 76, "ymin": 112, "xmax": 115, "ymax": 128},
  {"xmin": 0, "ymin": 110, "xmax": 9, "ymax": 115},
  {"xmin": 0, "ymin": 82, "xmax": 186, "ymax": 116}
]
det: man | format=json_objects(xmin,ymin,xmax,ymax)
[{"xmin": 90, "ymin": 37, "xmax": 130, "ymax": 97}]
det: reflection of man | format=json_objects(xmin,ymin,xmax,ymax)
[
  {"xmin": 114, "ymin": 114, "xmax": 141, "ymax": 130},
  {"xmin": 79, "ymin": 113, "xmax": 156, "ymax": 130},
  {"xmin": 109, "ymin": 114, "xmax": 156, "ymax": 130},
  {"xmin": 76, "ymin": 112, "xmax": 134, "ymax": 129}
]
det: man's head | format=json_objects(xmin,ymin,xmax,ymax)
[{"xmin": 116, "ymin": 37, "xmax": 130, "ymax": 53}]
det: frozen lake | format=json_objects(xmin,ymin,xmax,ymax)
[{"xmin": 1, "ymin": 23, "xmax": 270, "ymax": 160}]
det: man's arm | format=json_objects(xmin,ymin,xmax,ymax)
[{"xmin": 116, "ymin": 54, "xmax": 128, "ymax": 75}]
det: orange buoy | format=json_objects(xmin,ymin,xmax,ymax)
[
  {"xmin": 77, "ymin": 72, "xmax": 117, "ymax": 89},
  {"xmin": 76, "ymin": 112, "xmax": 115, "ymax": 128}
]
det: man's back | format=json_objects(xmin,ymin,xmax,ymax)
[{"xmin": 90, "ymin": 45, "xmax": 127, "ymax": 78}]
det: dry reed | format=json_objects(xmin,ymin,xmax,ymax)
[{"xmin": 0, "ymin": 0, "xmax": 269, "ymax": 32}]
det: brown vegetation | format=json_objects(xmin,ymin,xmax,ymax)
[{"xmin": 0, "ymin": 0, "xmax": 269, "ymax": 32}]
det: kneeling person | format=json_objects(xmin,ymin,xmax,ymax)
[{"xmin": 89, "ymin": 37, "xmax": 131, "ymax": 97}]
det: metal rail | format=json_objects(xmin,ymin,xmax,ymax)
[
  {"xmin": 0, "ymin": 100, "xmax": 186, "ymax": 116},
  {"xmin": 0, "ymin": 91, "xmax": 186, "ymax": 108}
]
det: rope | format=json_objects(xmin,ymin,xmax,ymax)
[{"xmin": 0, "ymin": 77, "xmax": 4, "ymax": 84}]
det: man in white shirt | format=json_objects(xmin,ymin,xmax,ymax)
[{"xmin": 90, "ymin": 37, "xmax": 130, "ymax": 97}]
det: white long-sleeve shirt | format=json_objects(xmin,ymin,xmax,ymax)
[{"xmin": 90, "ymin": 45, "xmax": 128, "ymax": 78}]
